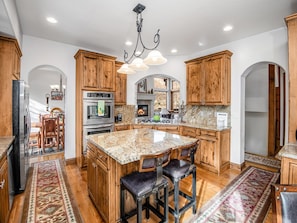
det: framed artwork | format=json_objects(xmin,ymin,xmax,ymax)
[
  {"xmin": 51, "ymin": 91, "xmax": 63, "ymax": 100},
  {"xmin": 137, "ymin": 79, "xmax": 147, "ymax": 93}
]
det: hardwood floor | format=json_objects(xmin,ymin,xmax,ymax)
[{"xmin": 8, "ymin": 154, "xmax": 276, "ymax": 223}]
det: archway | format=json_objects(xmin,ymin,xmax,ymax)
[
  {"xmin": 242, "ymin": 62, "xmax": 287, "ymax": 158},
  {"xmin": 28, "ymin": 65, "xmax": 67, "ymax": 157}
]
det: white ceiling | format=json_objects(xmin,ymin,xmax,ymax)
[{"xmin": 4, "ymin": 0, "xmax": 297, "ymax": 59}]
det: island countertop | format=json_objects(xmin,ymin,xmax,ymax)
[
  {"xmin": 276, "ymin": 143, "xmax": 297, "ymax": 160},
  {"xmin": 87, "ymin": 128, "xmax": 198, "ymax": 165}
]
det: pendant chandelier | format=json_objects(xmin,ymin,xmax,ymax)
[{"xmin": 117, "ymin": 3, "xmax": 167, "ymax": 74}]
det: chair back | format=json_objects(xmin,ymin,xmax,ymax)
[
  {"xmin": 271, "ymin": 184, "xmax": 297, "ymax": 223},
  {"xmin": 139, "ymin": 148, "xmax": 172, "ymax": 186},
  {"xmin": 177, "ymin": 141, "xmax": 199, "ymax": 164}
]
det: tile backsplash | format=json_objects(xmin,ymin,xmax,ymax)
[{"xmin": 115, "ymin": 104, "xmax": 230, "ymax": 126}]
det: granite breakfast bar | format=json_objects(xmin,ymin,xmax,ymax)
[{"xmin": 86, "ymin": 128, "xmax": 198, "ymax": 223}]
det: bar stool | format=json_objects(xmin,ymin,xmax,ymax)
[
  {"xmin": 160, "ymin": 141, "xmax": 199, "ymax": 223},
  {"xmin": 120, "ymin": 148, "xmax": 172, "ymax": 223}
]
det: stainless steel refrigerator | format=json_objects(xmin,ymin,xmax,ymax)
[{"xmin": 12, "ymin": 80, "xmax": 30, "ymax": 193}]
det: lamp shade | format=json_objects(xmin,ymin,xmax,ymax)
[
  {"xmin": 117, "ymin": 63, "xmax": 136, "ymax": 74},
  {"xmin": 144, "ymin": 50, "xmax": 167, "ymax": 65},
  {"xmin": 129, "ymin": 58, "xmax": 149, "ymax": 71}
]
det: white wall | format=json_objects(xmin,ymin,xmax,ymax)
[{"xmin": 20, "ymin": 27, "xmax": 288, "ymax": 164}]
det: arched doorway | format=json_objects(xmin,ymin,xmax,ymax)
[
  {"xmin": 243, "ymin": 62, "xmax": 286, "ymax": 158},
  {"xmin": 28, "ymin": 65, "xmax": 67, "ymax": 158}
]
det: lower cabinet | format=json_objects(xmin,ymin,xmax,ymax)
[
  {"xmin": 180, "ymin": 126, "xmax": 230, "ymax": 174},
  {"xmin": 197, "ymin": 129, "xmax": 230, "ymax": 174},
  {"xmin": 87, "ymin": 143, "xmax": 111, "ymax": 222},
  {"xmin": 280, "ymin": 157, "xmax": 297, "ymax": 184},
  {"xmin": 0, "ymin": 156, "xmax": 9, "ymax": 223}
]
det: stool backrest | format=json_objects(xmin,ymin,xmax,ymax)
[
  {"xmin": 177, "ymin": 141, "xmax": 199, "ymax": 164},
  {"xmin": 139, "ymin": 148, "xmax": 172, "ymax": 173},
  {"xmin": 271, "ymin": 184, "xmax": 297, "ymax": 223}
]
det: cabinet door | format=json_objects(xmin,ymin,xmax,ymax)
[
  {"xmin": 204, "ymin": 55, "xmax": 225, "ymax": 104},
  {"xmin": 199, "ymin": 137, "xmax": 216, "ymax": 168},
  {"xmin": 0, "ymin": 158, "xmax": 9, "ymax": 223},
  {"xmin": 99, "ymin": 58, "xmax": 115, "ymax": 91},
  {"xmin": 186, "ymin": 60, "xmax": 204, "ymax": 104},
  {"xmin": 83, "ymin": 55, "xmax": 99, "ymax": 88},
  {"xmin": 96, "ymin": 160, "xmax": 110, "ymax": 222},
  {"xmin": 87, "ymin": 156, "xmax": 97, "ymax": 203},
  {"xmin": 115, "ymin": 73, "xmax": 127, "ymax": 105}
]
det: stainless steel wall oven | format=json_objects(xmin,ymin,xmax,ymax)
[
  {"xmin": 82, "ymin": 91, "xmax": 114, "ymax": 154},
  {"xmin": 83, "ymin": 91, "xmax": 114, "ymax": 125}
]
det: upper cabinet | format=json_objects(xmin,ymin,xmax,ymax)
[
  {"xmin": 185, "ymin": 50, "xmax": 232, "ymax": 105},
  {"xmin": 74, "ymin": 49, "xmax": 116, "ymax": 92},
  {"xmin": 115, "ymin": 61, "xmax": 127, "ymax": 105},
  {"xmin": 0, "ymin": 36, "xmax": 22, "ymax": 136}
]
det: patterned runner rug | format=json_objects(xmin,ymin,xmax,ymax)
[
  {"xmin": 245, "ymin": 152, "xmax": 281, "ymax": 169},
  {"xmin": 22, "ymin": 159, "xmax": 83, "ymax": 223},
  {"xmin": 187, "ymin": 166, "xmax": 280, "ymax": 223}
]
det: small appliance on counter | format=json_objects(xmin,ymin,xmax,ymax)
[
  {"xmin": 160, "ymin": 108, "xmax": 171, "ymax": 122},
  {"xmin": 216, "ymin": 112, "xmax": 228, "ymax": 127}
]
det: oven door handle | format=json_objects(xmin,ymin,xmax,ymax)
[{"xmin": 84, "ymin": 124, "xmax": 113, "ymax": 129}]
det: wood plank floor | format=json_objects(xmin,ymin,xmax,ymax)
[{"xmin": 8, "ymin": 154, "xmax": 276, "ymax": 223}]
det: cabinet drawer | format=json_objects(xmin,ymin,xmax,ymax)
[
  {"xmin": 200, "ymin": 130, "xmax": 218, "ymax": 138},
  {"xmin": 155, "ymin": 126, "xmax": 179, "ymax": 131},
  {"xmin": 181, "ymin": 127, "xmax": 197, "ymax": 138},
  {"xmin": 115, "ymin": 125, "xmax": 130, "ymax": 131},
  {"xmin": 88, "ymin": 143, "xmax": 109, "ymax": 169}
]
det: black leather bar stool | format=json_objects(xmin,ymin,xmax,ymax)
[
  {"xmin": 120, "ymin": 148, "xmax": 172, "ymax": 223},
  {"xmin": 159, "ymin": 141, "xmax": 199, "ymax": 223}
]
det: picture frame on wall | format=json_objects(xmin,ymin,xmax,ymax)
[{"xmin": 137, "ymin": 79, "xmax": 147, "ymax": 93}]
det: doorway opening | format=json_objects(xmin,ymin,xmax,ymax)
[
  {"xmin": 244, "ymin": 62, "xmax": 286, "ymax": 159},
  {"xmin": 28, "ymin": 65, "xmax": 66, "ymax": 162}
]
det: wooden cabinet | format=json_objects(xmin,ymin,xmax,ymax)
[
  {"xmin": 286, "ymin": 13, "xmax": 297, "ymax": 142},
  {"xmin": 180, "ymin": 126, "xmax": 230, "ymax": 174},
  {"xmin": 75, "ymin": 49, "xmax": 116, "ymax": 91},
  {"xmin": 115, "ymin": 61, "xmax": 127, "ymax": 105},
  {"xmin": 115, "ymin": 124, "xmax": 130, "ymax": 131},
  {"xmin": 197, "ymin": 129, "xmax": 230, "ymax": 174},
  {"xmin": 154, "ymin": 125, "xmax": 179, "ymax": 134},
  {"xmin": 280, "ymin": 157, "xmax": 297, "ymax": 184},
  {"xmin": 0, "ymin": 36, "xmax": 22, "ymax": 136},
  {"xmin": 0, "ymin": 155, "xmax": 9, "ymax": 223},
  {"xmin": 131, "ymin": 124, "xmax": 154, "ymax": 129},
  {"xmin": 75, "ymin": 49, "xmax": 116, "ymax": 168},
  {"xmin": 87, "ymin": 143, "xmax": 111, "ymax": 222},
  {"xmin": 185, "ymin": 50, "xmax": 232, "ymax": 105}
]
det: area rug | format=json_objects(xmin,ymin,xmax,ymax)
[
  {"xmin": 245, "ymin": 152, "xmax": 281, "ymax": 169},
  {"xmin": 187, "ymin": 166, "xmax": 280, "ymax": 223},
  {"xmin": 21, "ymin": 159, "xmax": 83, "ymax": 223}
]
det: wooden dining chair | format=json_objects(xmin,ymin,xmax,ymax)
[{"xmin": 41, "ymin": 116, "xmax": 59, "ymax": 153}]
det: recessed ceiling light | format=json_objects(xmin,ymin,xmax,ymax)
[
  {"xmin": 46, "ymin": 17, "xmax": 58, "ymax": 24},
  {"xmin": 198, "ymin": 42, "xmax": 204, "ymax": 46},
  {"xmin": 223, "ymin": 25, "xmax": 233, "ymax": 32},
  {"xmin": 125, "ymin": 41, "xmax": 133, "ymax": 46},
  {"xmin": 171, "ymin": 49, "xmax": 178, "ymax": 53}
]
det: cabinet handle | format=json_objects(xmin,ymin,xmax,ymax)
[{"xmin": 0, "ymin": 179, "xmax": 5, "ymax": 189}]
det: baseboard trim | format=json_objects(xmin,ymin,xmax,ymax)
[
  {"xmin": 65, "ymin": 158, "xmax": 77, "ymax": 165},
  {"xmin": 230, "ymin": 161, "xmax": 245, "ymax": 171}
]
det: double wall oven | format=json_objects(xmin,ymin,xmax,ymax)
[{"xmin": 83, "ymin": 91, "xmax": 114, "ymax": 154}]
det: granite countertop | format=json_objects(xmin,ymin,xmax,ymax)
[
  {"xmin": 276, "ymin": 143, "xmax": 297, "ymax": 160},
  {"xmin": 87, "ymin": 128, "xmax": 198, "ymax": 165},
  {"xmin": 0, "ymin": 136, "xmax": 15, "ymax": 160},
  {"xmin": 115, "ymin": 121, "xmax": 231, "ymax": 131}
]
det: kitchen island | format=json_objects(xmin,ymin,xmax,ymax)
[{"xmin": 86, "ymin": 128, "xmax": 198, "ymax": 223}]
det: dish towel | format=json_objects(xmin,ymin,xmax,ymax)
[{"xmin": 97, "ymin": 100, "xmax": 105, "ymax": 116}]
